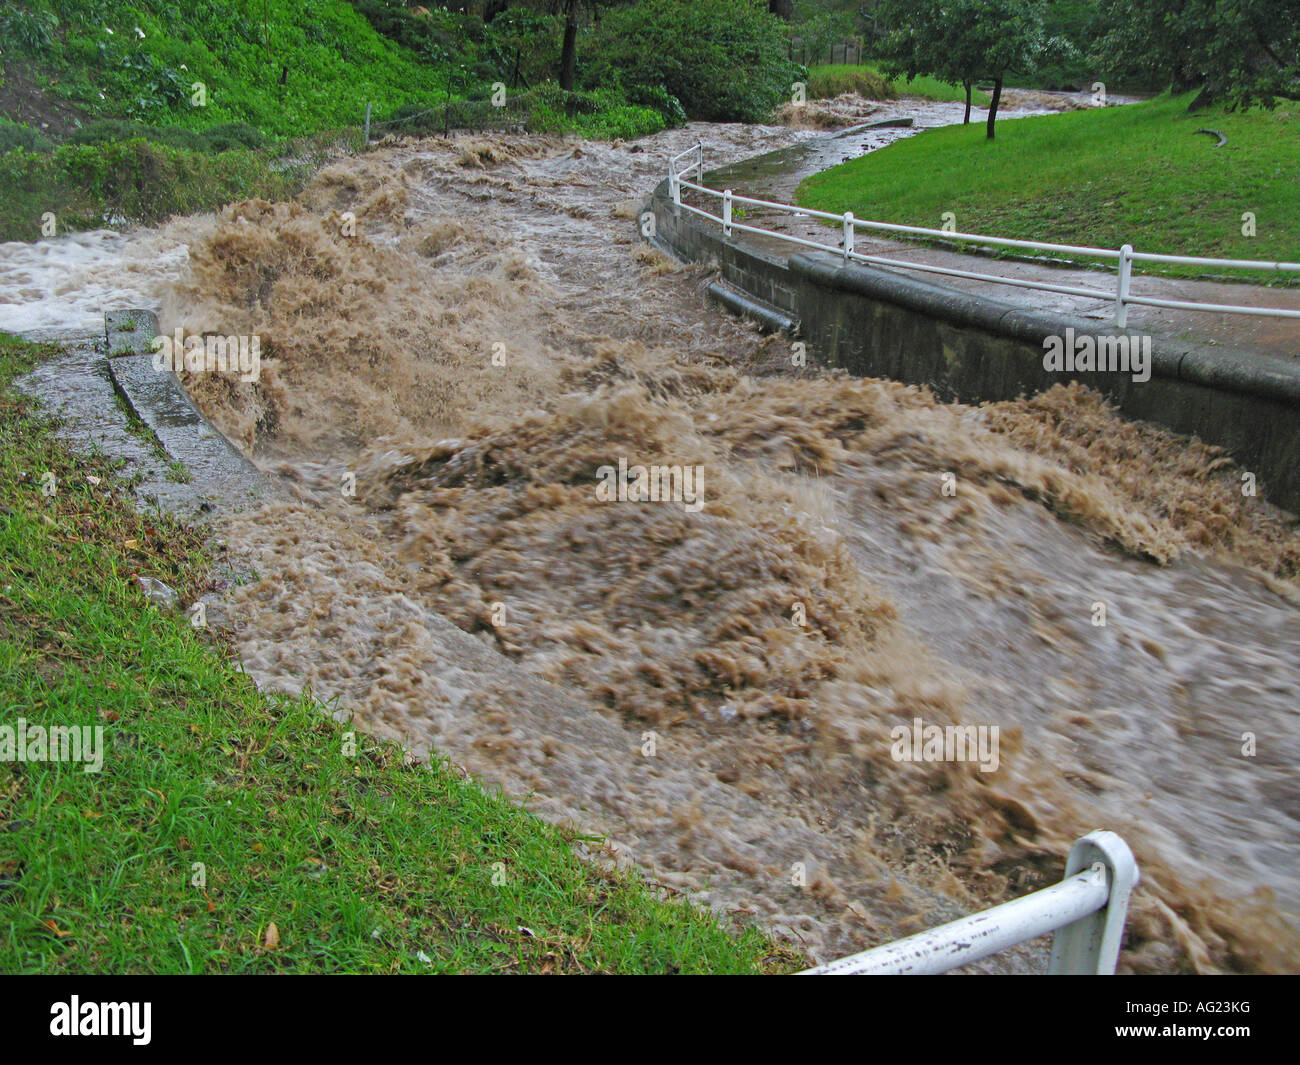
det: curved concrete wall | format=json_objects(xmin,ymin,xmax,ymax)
[{"xmin": 647, "ymin": 177, "xmax": 1300, "ymax": 514}]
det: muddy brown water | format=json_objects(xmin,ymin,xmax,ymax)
[{"xmin": 3, "ymin": 99, "xmax": 1297, "ymax": 973}]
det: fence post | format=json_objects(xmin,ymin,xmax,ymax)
[
  {"xmin": 363, "ymin": 102, "xmax": 371, "ymax": 144},
  {"xmin": 1115, "ymin": 243, "xmax": 1133, "ymax": 328},
  {"xmin": 843, "ymin": 211, "xmax": 855, "ymax": 261},
  {"xmin": 723, "ymin": 190, "xmax": 733, "ymax": 238},
  {"xmin": 1048, "ymin": 830, "xmax": 1139, "ymax": 975}
]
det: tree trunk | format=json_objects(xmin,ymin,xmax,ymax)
[
  {"xmin": 559, "ymin": 0, "xmax": 578, "ymax": 91},
  {"xmin": 1187, "ymin": 84, "xmax": 1214, "ymax": 112},
  {"xmin": 768, "ymin": 0, "xmax": 794, "ymax": 19},
  {"xmin": 963, "ymin": 82, "xmax": 971, "ymax": 124},
  {"xmin": 985, "ymin": 76, "xmax": 1002, "ymax": 139}
]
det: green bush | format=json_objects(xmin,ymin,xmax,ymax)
[
  {"xmin": 0, "ymin": 140, "xmax": 297, "ymax": 242},
  {"xmin": 580, "ymin": 0, "xmax": 801, "ymax": 123},
  {"xmin": 63, "ymin": 119, "xmax": 264, "ymax": 153},
  {"xmin": 481, "ymin": 8, "xmax": 560, "ymax": 87},
  {"xmin": 578, "ymin": 104, "xmax": 665, "ymax": 141},
  {"xmin": 374, "ymin": 86, "xmax": 664, "ymax": 141},
  {"xmin": 353, "ymin": 0, "xmax": 466, "ymax": 63},
  {"xmin": 0, "ymin": 7, "xmax": 60, "ymax": 57},
  {"xmin": 0, "ymin": 122, "xmax": 54, "ymax": 155},
  {"xmin": 200, "ymin": 122, "xmax": 265, "ymax": 151},
  {"xmin": 626, "ymin": 84, "xmax": 688, "ymax": 128}
]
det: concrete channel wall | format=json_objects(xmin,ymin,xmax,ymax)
[{"xmin": 646, "ymin": 178, "xmax": 1300, "ymax": 515}]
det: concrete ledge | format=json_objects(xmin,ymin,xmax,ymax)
[
  {"xmin": 788, "ymin": 252, "xmax": 1300, "ymax": 406},
  {"xmin": 648, "ymin": 177, "xmax": 1300, "ymax": 513},
  {"xmin": 103, "ymin": 309, "xmax": 279, "ymax": 511}
]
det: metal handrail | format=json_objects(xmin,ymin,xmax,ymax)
[
  {"xmin": 800, "ymin": 831, "xmax": 1140, "ymax": 975},
  {"xmin": 667, "ymin": 143, "xmax": 1300, "ymax": 326}
]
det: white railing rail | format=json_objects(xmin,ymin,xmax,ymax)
[
  {"xmin": 667, "ymin": 143, "xmax": 1300, "ymax": 327},
  {"xmin": 800, "ymin": 830, "xmax": 1140, "ymax": 975}
]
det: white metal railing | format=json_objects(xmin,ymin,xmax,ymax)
[
  {"xmin": 800, "ymin": 830, "xmax": 1140, "ymax": 975},
  {"xmin": 668, "ymin": 143, "xmax": 1300, "ymax": 328}
]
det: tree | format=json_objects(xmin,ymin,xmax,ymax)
[
  {"xmin": 559, "ymin": 0, "xmax": 579, "ymax": 90},
  {"xmin": 878, "ymin": 0, "xmax": 1065, "ymax": 138},
  {"xmin": 581, "ymin": 0, "xmax": 800, "ymax": 122},
  {"xmin": 876, "ymin": 0, "xmax": 978, "ymax": 122},
  {"xmin": 1093, "ymin": 0, "xmax": 1300, "ymax": 109}
]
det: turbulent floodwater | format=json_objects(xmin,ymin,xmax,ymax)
[{"xmin": 4, "ymin": 100, "xmax": 1299, "ymax": 973}]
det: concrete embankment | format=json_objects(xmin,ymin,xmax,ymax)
[{"xmin": 648, "ymin": 178, "xmax": 1300, "ymax": 514}]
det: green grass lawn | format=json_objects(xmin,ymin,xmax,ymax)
[
  {"xmin": 797, "ymin": 93, "xmax": 1300, "ymax": 278},
  {"xmin": 0, "ymin": 333, "xmax": 793, "ymax": 974},
  {"xmin": 807, "ymin": 64, "xmax": 990, "ymax": 107}
]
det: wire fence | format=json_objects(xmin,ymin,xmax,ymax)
[
  {"xmin": 788, "ymin": 39, "xmax": 865, "ymax": 66},
  {"xmin": 365, "ymin": 96, "xmax": 534, "ymax": 141}
]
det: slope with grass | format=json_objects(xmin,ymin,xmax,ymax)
[
  {"xmin": 0, "ymin": 333, "xmax": 791, "ymax": 974},
  {"xmin": 797, "ymin": 93, "xmax": 1300, "ymax": 271},
  {"xmin": 807, "ymin": 64, "xmax": 991, "ymax": 106},
  {"xmin": 1, "ymin": 0, "xmax": 446, "ymax": 137}
]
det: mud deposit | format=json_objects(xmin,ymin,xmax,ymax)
[{"xmin": 8, "ymin": 108, "xmax": 1299, "ymax": 973}]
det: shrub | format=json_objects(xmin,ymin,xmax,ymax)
[
  {"xmin": 66, "ymin": 120, "xmax": 150, "ymax": 147},
  {"xmin": 0, "ymin": 140, "xmax": 296, "ymax": 242},
  {"xmin": 353, "ymin": 0, "xmax": 466, "ymax": 64},
  {"xmin": 0, "ymin": 8, "xmax": 59, "ymax": 57},
  {"xmin": 64, "ymin": 119, "xmax": 264, "ymax": 154},
  {"xmin": 580, "ymin": 0, "xmax": 800, "ymax": 123},
  {"xmin": 0, "ymin": 122, "xmax": 54, "ymax": 155},
  {"xmin": 626, "ymin": 84, "xmax": 688, "ymax": 127},
  {"xmin": 201, "ymin": 122, "xmax": 265, "ymax": 151},
  {"xmin": 580, "ymin": 105, "xmax": 665, "ymax": 141}
]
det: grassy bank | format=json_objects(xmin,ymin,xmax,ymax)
[
  {"xmin": 807, "ymin": 64, "xmax": 990, "ymax": 106},
  {"xmin": 1, "ymin": 0, "xmax": 444, "ymax": 136},
  {"xmin": 0, "ymin": 137, "xmax": 308, "ymax": 243},
  {"xmin": 797, "ymin": 94, "xmax": 1300, "ymax": 276},
  {"xmin": 0, "ymin": 333, "xmax": 790, "ymax": 974}
]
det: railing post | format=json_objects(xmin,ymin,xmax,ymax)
[
  {"xmin": 669, "ymin": 168, "xmax": 680, "ymax": 206},
  {"xmin": 1115, "ymin": 243, "xmax": 1133, "ymax": 328},
  {"xmin": 1048, "ymin": 830, "xmax": 1140, "ymax": 975},
  {"xmin": 695, "ymin": 143, "xmax": 703, "ymax": 177},
  {"xmin": 843, "ymin": 211, "xmax": 855, "ymax": 261},
  {"xmin": 723, "ymin": 189, "xmax": 733, "ymax": 238}
]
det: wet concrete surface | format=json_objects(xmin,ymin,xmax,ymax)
[{"xmin": 15, "ymin": 313, "xmax": 280, "ymax": 521}]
